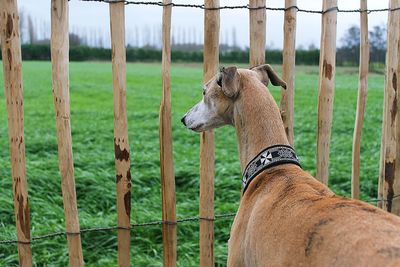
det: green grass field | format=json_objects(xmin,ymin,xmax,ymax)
[{"xmin": 0, "ymin": 61, "xmax": 385, "ymax": 266}]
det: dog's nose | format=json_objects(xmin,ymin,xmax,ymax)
[{"xmin": 181, "ymin": 116, "xmax": 187, "ymax": 126}]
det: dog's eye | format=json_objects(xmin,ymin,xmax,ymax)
[{"xmin": 203, "ymin": 89, "xmax": 206, "ymax": 96}]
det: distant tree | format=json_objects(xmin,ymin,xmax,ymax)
[
  {"xmin": 369, "ymin": 24, "xmax": 386, "ymax": 63},
  {"xmin": 340, "ymin": 25, "xmax": 360, "ymax": 48},
  {"xmin": 232, "ymin": 27, "xmax": 238, "ymax": 48},
  {"xmin": 171, "ymin": 34, "xmax": 176, "ymax": 46},
  {"xmin": 98, "ymin": 29, "xmax": 104, "ymax": 48},
  {"xmin": 27, "ymin": 15, "xmax": 36, "ymax": 44},
  {"xmin": 337, "ymin": 25, "xmax": 360, "ymax": 65},
  {"xmin": 192, "ymin": 27, "xmax": 197, "ymax": 45},
  {"xmin": 136, "ymin": 26, "xmax": 141, "ymax": 47},
  {"xmin": 308, "ymin": 43, "xmax": 317, "ymax": 50},
  {"xmin": 143, "ymin": 25, "xmax": 151, "ymax": 46},
  {"xmin": 19, "ymin": 9, "xmax": 26, "ymax": 43},
  {"xmin": 69, "ymin": 33, "xmax": 82, "ymax": 46},
  {"xmin": 182, "ymin": 27, "xmax": 186, "ymax": 44},
  {"xmin": 224, "ymin": 28, "xmax": 230, "ymax": 46}
]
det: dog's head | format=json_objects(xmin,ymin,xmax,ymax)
[{"xmin": 181, "ymin": 64, "xmax": 286, "ymax": 132}]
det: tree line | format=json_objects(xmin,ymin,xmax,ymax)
[
  {"xmin": 0, "ymin": 44, "xmax": 321, "ymax": 65},
  {"xmin": 0, "ymin": 41, "xmax": 384, "ymax": 67},
  {"xmin": 4, "ymin": 8, "xmax": 388, "ymax": 67},
  {"xmin": 337, "ymin": 24, "xmax": 386, "ymax": 67}
]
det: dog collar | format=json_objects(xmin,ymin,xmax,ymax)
[{"xmin": 242, "ymin": 144, "xmax": 301, "ymax": 195}]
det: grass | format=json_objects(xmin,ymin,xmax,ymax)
[{"xmin": 0, "ymin": 62, "xmax": 384, "ymax": 266}]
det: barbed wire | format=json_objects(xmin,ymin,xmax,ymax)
[
  {"xmin": 2, "ymin": 194, "xmax": 400, "ymax": 245},
  {"xmin": 78, "ymin": 0, "xmax": 400, "ymax": 14}
]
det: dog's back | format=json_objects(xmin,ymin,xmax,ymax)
[{"xmin": 229, "ymin": 165, "xmax": 400, "ymax": 266}]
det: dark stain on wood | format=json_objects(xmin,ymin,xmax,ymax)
[
  {"xmin": 7, "ymin": 48, "xmax": 12, "ymax": 70},
  {"xmin": 390, "ymin": 67, "xmax": 398, "ymax": 125},
  {"xmin": 393, "ymin": 72, "xmax": 398, "ymax": 91},
  {"xmin": 127, "ymin": 169, "xmax": 131, "ymax": 181},
  {"xmin": 391, "ymin": 95, "xmax": 398, "ymax": 125},
  {"xmin": 114, "ymin": 139, "xmax": 130, "ymax": 161},
  {"xmin": 385, "ymin": 161, "xmax": 395, "ymax": 212},
  {"xmin": 18, "ymin": 136, "xmax": 23, "ymax": 148},
  {"xmin": 323, "ymin": 59, "xmax": 333, "ymax": 80},
  {"xmin": 116, "ymin": 174, "xmax": 122, "ymax": 183},
  {"xmin": 305, "ymin": 218, "xmax": 333, "ymax": 257},
  {"xmin": 124, "ymin": 191, "xmax": 131, "ymax": 217},
  {"xmin": 17, "ymin": 194, "xmax": 30, "ymax": 239},
  {"xmin": 6, "ymin": 14, "xmax": 13, "ymax": 39}
]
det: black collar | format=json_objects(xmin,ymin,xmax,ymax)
[{"xmin": 242, "ymin": 144, "xmax": 301, "ymax": 194}]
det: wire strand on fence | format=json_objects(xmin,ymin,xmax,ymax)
[
  {"xmin": 0, "ymin": 213, "xmax": 237, "ymax": 245},
  {"xmin": 2, "ymin": 194, "xmax": 400, "ymax": 246},
  {"xmin": 77, "ymin": 0, "xmax": 400, "ymax": 14}
]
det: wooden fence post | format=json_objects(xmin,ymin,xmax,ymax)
[
  {"xmin": 351, "ymin": 0, "xmax": 369, "ymax": 200},
  {"xmin": 249, "ymin": 0, "xmax": 266, "ymax": 67},
  {"xmin": 0, "ymin": 0, "xmax": 33, "ymax": 265},
  {"xmin": 159, "ymin": 0, "xmax": 177, "ymax": 266},
  {"xmin": 50, "ymin": 1, "xmax": 84, "ymax": 266},
  {"xmin": 109, "ymin": 1, "xmax": 132, "ymax": 266},
  {"xmin": 378, "ymin": 0, "xmax": 400, "ymax": 213},
  {"xmin": 316, "ymin": 0, "xmax": 337, "ymax": 185},
  {"xmin": 280, "ymin": 0, "xmax": 297, "ymax": 146},
  {"xmin": 200, "ymin": 0, "xmax": 219, "ymax": 266}
]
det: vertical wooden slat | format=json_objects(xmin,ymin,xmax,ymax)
[
  {"xmin": 316, "ymin": 0, "xmax": 338, "ymax": 185},
  {"xmin": 159, "ymin": 0, "xmax": 177, "ymax": 266},
  {"xmin": 378, "ymin": 0, "xmax": 400, "ymax": 213},
  {"xmin": 50, "ymin": 1, "xmax": 84, "ymax": 266},
  {"xmin": 351, "ymin": 0, "xmax": 369, "ymax": 200},
  {"xmin": 0, "ymin": 1, "xmax": 33, "ymax": 266},
  {"xmin": 249, "ymin": 0, "xmax": 266, "ymax": 67},
  {"xmin": 201, "ymin": 0, "xmax": 219, "ymax": 266},
  {"xmin": 109, "ymin": 1, "xmax": 131, "ymax": 266},
  {"xmin": 280, "ymin": 0, "xmax": 297, "ymax": 146}
]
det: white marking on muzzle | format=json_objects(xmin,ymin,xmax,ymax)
[{"xmin": 184, "ymin": 98, "xmax": 227, "ymax": 132}]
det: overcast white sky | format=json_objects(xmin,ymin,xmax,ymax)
[{"xmin": 17, "ymin": 0, "xmax": 389, "ymax": 49}]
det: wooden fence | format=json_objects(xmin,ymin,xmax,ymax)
[{"xmin": 1, "ymin": 0, "xmax": 400, "ymax": 266}]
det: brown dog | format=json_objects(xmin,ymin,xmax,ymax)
[{"xmin": 181, "ymin": 65, "xmax": 400, "ymax": 266}]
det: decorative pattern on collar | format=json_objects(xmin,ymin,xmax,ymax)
[{"xmin": 242, "ymin": 144, "xmax": 301, "ymax": 194}]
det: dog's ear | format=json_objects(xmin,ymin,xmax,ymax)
[
  {"xmin": 251, "ymin": 64, "xmax": 287, "ymax": 89},
  {"xmin": 218, "ymin": 66, "xmax": 240, "ymax": 98}
]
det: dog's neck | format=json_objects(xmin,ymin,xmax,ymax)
[{"xmin": 233, "ymin": 79, "xmax": 289, "ymax": 172}]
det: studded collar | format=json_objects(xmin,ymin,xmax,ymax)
[{"xmin": 241, "ymin": 144, "xmax": 301, "ymax": 195}]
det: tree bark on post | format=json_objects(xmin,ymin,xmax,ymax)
[
  {"xmin": 50, "ymin": 0, "xmax": 84, "ymax": 266},
  {"xmin": 316, "ymin": 0, "xmax": 338, "ymax": 185},
  {"xmin": 109, "ymin": 1, "xmax": 132, "ymax": 265},
  {"xmin": 378, "ymin": 0, "xmax": 400, "ymax": 213},
  {"xmin": 280, "ymin": 0, "xmax": 297, "ymax": 146},
  {"xmin": 159, "ymin": 0, "xmax": 177, "ymax": 265},
  {"xmin": 200, "ymin": 0, "xmax": 219, "ymax": 266},
  {"xmin": 249, "ymin": 0, "xmax": 266, "ymax": 67},
  {"xmin": 0, "ymin": 0, "xmax": 33, "ymax": 265},
  {"xmin": 351, "ymin": 0, "xmax": 369, "ymax": 200}
]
